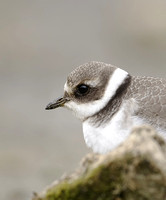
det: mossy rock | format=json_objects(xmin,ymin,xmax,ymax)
[{"xmin": 33, "ymin": 126, "xmax": 166, "ymax": 200}]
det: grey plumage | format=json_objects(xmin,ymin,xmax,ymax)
[
  {"xmin": 127, "ymin": 76, "xmax": 166, "ymax": 131},
  {"xmin": 46, "ymin": 61, "xmax": 166, "ymax": 153},
  {"xmin": 66, "ymin": 61, "xmax": 166, "ymax": 131},
  {"xmin": 66, "ymin": 62, "xmax": 117, "ymax": 104}
]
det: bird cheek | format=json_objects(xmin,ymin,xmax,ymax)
[
  {"xmin": 64, "ymin": 101, "xmax": 84, "ymax": 120},
  {"xmin": 64, "ymin": 100, "xmax": 77, "ymax": 111}
]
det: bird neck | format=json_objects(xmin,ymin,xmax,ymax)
[{"xmin": 87, "ymin": 74, "xmax": 132, "ymax": 127}]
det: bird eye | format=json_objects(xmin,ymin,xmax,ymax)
[{"xmin": 76, "ymin": 84, "xmax": 89, "ymax": 96}]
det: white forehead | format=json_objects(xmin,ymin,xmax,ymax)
[
  {"xmin": 64, "ymin": 77, "xmax": 101, "ymax": 94},
  {"xmin": 64, "ymin": 82, "xmax": 71, "ymax": 94}
]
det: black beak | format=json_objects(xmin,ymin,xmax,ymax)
[{"xmin": 45, "ymin": 97, "xmax": 68, "ymax": 110}]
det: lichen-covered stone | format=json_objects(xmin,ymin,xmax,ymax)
[{"xmin": 32, "ymin": 126, "xmax": 166, "ymax": 200}]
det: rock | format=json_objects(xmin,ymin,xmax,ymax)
[{"xmin": 32, "ymin": 126, "xmax": 166, "ymax": 200}]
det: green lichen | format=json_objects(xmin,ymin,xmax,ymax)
[{"xmin": 36, "ymin": 153, "xmax": 166, "ymax": 200}]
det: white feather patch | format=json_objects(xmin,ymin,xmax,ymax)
[{"xmin": 82, "ymin": 99, "xmax": 139, "ymax": 154}]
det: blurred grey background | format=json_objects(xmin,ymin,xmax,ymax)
[{"xmin": 1, "ymin": 1, "xmax": 166, "ymax": 200}]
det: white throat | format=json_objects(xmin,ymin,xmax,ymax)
[
  {"xmin": 65, "ymin": 68, "xmax": 128, "ymax": 120},
  {"xmin": 83, "ymin": 99, "xmax": 139, "ymax": 154}
]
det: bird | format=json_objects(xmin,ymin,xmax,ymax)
[{"xmin": 46, "ymin": 61, "xmax": 166, "ymax": 154}]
